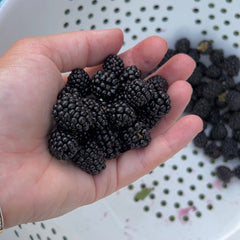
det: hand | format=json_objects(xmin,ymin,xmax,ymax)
[{"xmin": 0, "ymin": 29, "xmax": 202, "ymax": 228}]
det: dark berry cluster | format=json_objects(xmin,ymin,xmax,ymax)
[
  {"xmin": 48, "ymin": 54, "xmax": 171, "ymax": 175},
  {"xmin": 160, "ymin": 38, "xmax": 240, "ymax": 182}
]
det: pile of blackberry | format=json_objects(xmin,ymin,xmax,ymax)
[
  {"xmin": 160, "ymin": 38, "xmax": 240, "ymax": 183},
  {"xmin": 48, "ymin": 54, "xmax": 171, "ymax": 175}
]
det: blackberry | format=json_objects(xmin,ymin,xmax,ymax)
[
  {"xmin": 119, "ymin": 65, "xmax": 141, "ymax": 86},
  {"xmin": 193, "ymin": 131, "xmax": 208, "ymax": 148},
  {"xmin": 82, "ymin": 98, "xmax": 108, "ymax": 129},
  {"xmin": 103, "ymin": 54, "xmax": 124, "ymax": 76},
  {"xmin": 209, "ymin": 49, "xmax": 225, "ymax": 67},
  {"xmin": 72, "ymin": 141, "xmax": 106, "ymax": 175},
  {"xmin": 224, "ymin": 55, "xmax": 240, "ymax": 76},
  {"xmin": 67, "ymin": 68, "xmax": 91, "ymax": 97},
  {"xmin": 121, "ymin": 121, "xmax": 151, "ymax": 149},
  {"xmin": 210, "ymin": 123, "xmax": 227, "ymax": 140},
  {"xmin": 192, "ymin": 98, "xmax": 211, "ymax": 119},
  {"xmin": 221, "ymin": 137, "xmax": 238, "ymax": 160},
  {"xmin": 52, "ymin": 94, "xmax": 93, "ymax": 133},
  {"xmin": 233, "ymin": 165, "xmax": 240, "ymax": 179},
  {"xmin": 202, "ymin": 80, "xmax": 224, "ymax": 100},
  {"xmin": 226, "ymin": 112, "xmax": 240, "ymax": 130},
  {"xmin": 188, "ymin": 48, "xmax": 200, "ymax": 62},
  {"xmin": 196, "ymin": 40, "xmax": 213, "ymax": 54},
  {"xmin": 105, "ymin": 101, "xmax": 136, "ymax": 128},
  {"xmin": 206, "ymin": 109, "xmax": 221, "ymax": 124},
  {"xmin": 175, "ymin": 38, "xmax": 191, "ymax": 53},
  {"xmin": 48, "ymin": 128, "xmax": 80, "ymax": 161},
  {"xmin": 57, "ymin": 85, "xmax": 81, "ymax": 100},
  {"xmin": 226, "ymin": 90, "xmax": 240, "ymax": 111},
  {"xmin": 205, "ymin": 64, "xmax": 222, "ymax": 79},
  {"xmin": 124, "ymin": 79, "xmax": 152, "ymax": 108},
  {"xmin": 95, "ymin": 127, "xmax": 121, "ymax": 159},
  {"xmin": 187, "ymin": 64, "xmax": 204, "ymax": 86},
  {"xmin": 219, "ymin": 74, "xmax": 235, "ymax": 90},
  {"xmin": 204, "ymin": 141, "xmax": 221, "ymax": 159},
  {"xmin": 158, "ymin": 48, "xmax": 176, "ymax": 67},
  {"xmin": 91, "ymin": 70, "xmax": 120, "ymax": 100},
  {"xmin": 216, "ymin": 165, "xmax": 233, "ymax": 183},
  {"xmin": 147, "ymin": 75, "xmax": 168, "ymax": 93}
]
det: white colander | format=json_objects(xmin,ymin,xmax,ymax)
[{"xmin": 0, "ymin": 0, "xmax": 240, "ymax": 239}]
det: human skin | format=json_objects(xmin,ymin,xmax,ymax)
[{"xmin": 0, "ymin": 29, "xmax": 202, "ymax": 228}]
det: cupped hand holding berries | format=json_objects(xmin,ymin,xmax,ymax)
[{"xmin": 0, "ymin": 29, "xmax": 202, "ymax": 228}]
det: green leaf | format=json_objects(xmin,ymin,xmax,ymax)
[{"xmin": 134, "ymin": 188, "xmax": 154, "ymax": 201}]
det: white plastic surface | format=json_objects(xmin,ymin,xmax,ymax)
[{"xmin": 0, "ymin": 0, "xmax": 240, "ymax": 239}]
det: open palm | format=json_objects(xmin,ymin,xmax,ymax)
[{"xmin": 0, "ymin": 29, "xmax": 202, "ymax": 228}]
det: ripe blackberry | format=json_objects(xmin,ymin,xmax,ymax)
[
  {"xmin": 210, "ymin": 123, "xmax": 227, "ymax": 140},
  {"xmin": 103, "ymin": 54, "xmax": 124, "ymax": 76},
  {"xmin": 52, "ymin": 94, "xmax": 93, "ymax": 133},
  {"xmin": 206, "ymin": 109, "xmax": 221, "ymax": 124},
  {"xmin": 228, "ymin": 112, "xmax": 240, "ymax": 130},
  {"xmin": 188, "ymin": 48, "xmax": 200, "ymax": 62},
  {"xmin": 216, "ymin": 165, "xmax": 233, "ymax": 183},
  {"xmin": 226, "ymin": 90, "xmax": 240, "ymax": 111},
  {"xmin": 175, "ymin": 38, "xmax": 191, "ymax": 53},
  {"xmin": 233, "ymin": 165, "xmax": 240, "ymax": 179},
  {"xmin": 147, "ymin": 75, "xmax": 168, "ymax": 93},
  {"xmin": 121, "ymin": 121, "xmax": 151, "ymax": 149},
  {"xmin": 202, "ymin": 80, "xmax": 224, "ymax": 100},
  {"xmin": 105, "ymin": 101, "xmax": 137, "ymax": 128},
  {"xmin": 193, "ymin": 131, "xmax": 208, "ymax": 148},
  {"xmin": 204, "ymin": 141, "xmax": 221, "ymax": 159},
  {"xmin": 95, "ymin": 127, "xmax": 121, "ymax": 159},
  {"xmin": 196, "ymin": 40, "xmax": 213, "ymax": 54},
  {"xmin": 209, "ymin": 49, "xmax": 225, "ymax": 67},
  {"xmin": 48, "ymin": 128, "xmax": 80, "ymax": 161},
  {"xmin": 91, "ymin": 70, "xmax": 120, "ymax": 100},
  {"xmin": 187, "ymin": 64, "xmax": 204, "ymax": 86},
  {"xmin": 224, "ymin": 55, "xmax": 240, "ymax": 76},
  {"xmin": 124, "ymin": 79, "xmax": 152, "ymax": 108},
  {"xmin": 221, "ymin": 137, "xmax": 238, "ymax": 160},
  {"xmin": 82, "ymin": 98, "xmax": 108, "ymax": 129},
  {"xmin": 119, "ymin": 65, "xmax": 141, "ymax": 88},
  {"xmin": 219, "ymin": 74, "xmax": 235, "ymax": 90},
  {"xmin": 67, "ymin": 68, "xmax": 91, "ymax": 97},
  {"xmin": 57, "ymin": 85, "xmax": 81, "ymax": 100},
  {"xmin": 192, "ymin": 98, "xmax": 211, "ymax": 119},
  {"xmin": 205, "ymin": 64, "xmax": 222, "ymax": 79},
  {"xmin": 72, "ymin": 141, "xmax": 106, "ymax": 175}
]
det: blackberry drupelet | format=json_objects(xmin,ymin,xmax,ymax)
[
  {"xmin": 216, "ymin": 165, "xmax": 233, "ymax": 183},
  {"xmin": 48, "ymin": 128, "xmax": 80, "ymax": 161},
  {"xmin": 72, "ymin": 141, "xmax": 106, "ymax": 175},
  {"xmin": 91, "ymin": 70, "xmax": 120, "ymax": 100},
  {"xmin": 103, "ymin": 54, "xmax": 124, "ymax": 76},
  {"xmin": 105, "ymin": 101, "xmax": 137, "ymax": 128},
  {"xmin": 122, "ymin": 121, "xmax": 151, "ymax": 149},
  {"xmin": 175, "ymin": 38, "xmax": 190, "ymax": 53},
  {"xmin": 52, "ymin": 93, "xmax": 93, "ymax": 133},
  {"xmin": 67, "ymin": 68, "xmax": 91, "ymax": 97},
  {"xmin": 124, "ymin": 79, "xmax": 152, "ymax": 108}
]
